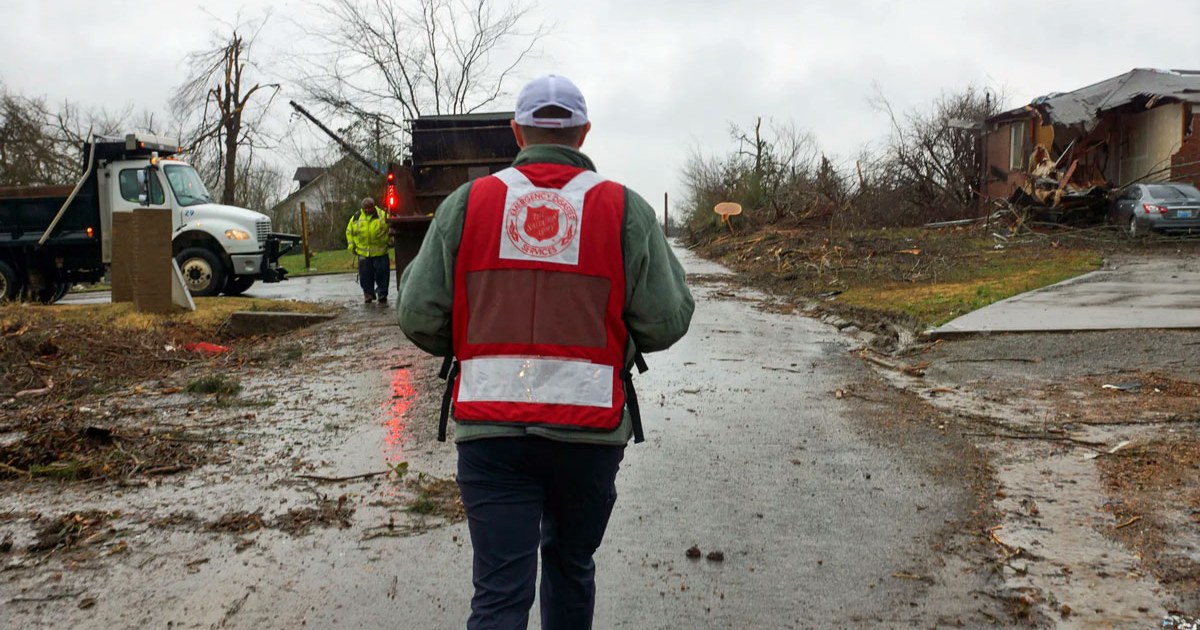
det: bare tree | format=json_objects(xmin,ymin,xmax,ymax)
[
  {"xmin": 0, "ymin": 86, "xmax": 74, "ymax": 186},
  {"xmin": 866, "ymin": 85, "xmax": 1005, "ymax": 223},
  {"xmin": 0, "ymin": 84, "xmax": 163, "ymax": 187},
  {"xmin": 172, "ymin": 17, "xmax": 280, "ymax": 205},
  {"xmin": 682, "ymin": 118, "xmax": 823, "ymax": 233},
  {"xmin": 293, "ymin": 0, "xmax": 547, "ymax": 143}
]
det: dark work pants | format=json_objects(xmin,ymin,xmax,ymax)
[
  {"xmin": 456, "ymin": 436, "xmax": 625, "ymax": 630},
  {"xmin": 357, "ymin": 254, "xmax": 389, "ymax": 299}
]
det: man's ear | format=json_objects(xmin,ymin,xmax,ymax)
[
  {"xmin": 510, "ymin": 120, "xmax": 527, "ymax": 149},
  {"xmin": 575, "ymin": 122, "xmax": 592, "ymax": 149}
]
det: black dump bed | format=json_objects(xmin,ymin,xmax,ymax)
[
  {"xmin": 408, "ymin": 112, "xmax": 520, "ymax": 215},
  {"xmin": 0, "ymin": 179, "xmax": 101, "ymax": 248}
]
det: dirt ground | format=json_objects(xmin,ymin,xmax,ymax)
[{"xmin": 907, "ymin": 329, "xmax": 1200, "ymax": 618}]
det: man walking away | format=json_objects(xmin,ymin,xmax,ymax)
[
  {"xmin": 398, "ymin": 74, "xmax": 693, "ymax": 630},
  {"xmin": 346, "ymin": 197, "xmax": 390, "ymax": 304}
]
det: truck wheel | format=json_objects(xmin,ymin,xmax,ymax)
[
  {"xmin": 176, "ymin": 247, "xmax": 227, "ymax": 297},
  {"xmin": 0, "ymin": 261, "xmax": 20, "ymax": 302},
  {"xmin": 32, "ymin": 282, "xmax": 67, "ymax": 304},
  {"xmin": 223, "ymin": 275, "xmax": 256, "ymax": 296}
]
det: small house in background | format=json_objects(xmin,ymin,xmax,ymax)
[
  {"xmin": 269, "ymin": 157, "xmax": 378, "ymax": 250},
  {"xmin": 983, "ymin": 69, "xmax": 1200, "ymax": 214}
]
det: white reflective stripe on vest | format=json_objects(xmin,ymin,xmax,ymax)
[{"xmin": 458, "ymin": 356, "xmax": 614, "ymax": 408}]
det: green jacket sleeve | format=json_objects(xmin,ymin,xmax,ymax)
[
  {"xmin": 622, "ymin": 188, "xmax": 694, "ymax": 353},
  {"xmin": 345, "ymin": 214, "xmax": 355, "ymax": 251},
  {"xmin": 396, "ymin": 184, "xmax": 471, "ymax": 356}
]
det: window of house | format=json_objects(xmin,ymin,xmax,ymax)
[{"xmin": 1009, "ymin": 122, "xmax": 1027, "ymax": 170}]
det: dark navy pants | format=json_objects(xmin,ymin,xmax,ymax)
[
  {"xmin": 456, "ymin": 436, "xmax": 625, "ymax": 630},
  {"xmin": 357, "ymin": 254, "xmax": 389, "ymax": 299}
]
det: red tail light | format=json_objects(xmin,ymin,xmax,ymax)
[
  {"xmin": 385, "ymin": 166, "xmax": 399, "ymax": 216},
  {"xmin": 86, "ymin": 227, "xmax": 94, "ymax": 238},
  {"xmin": 1143, "ymin": 204, "xmax": 1167, "ymax": 214}
]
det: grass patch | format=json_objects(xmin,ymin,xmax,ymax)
[
  {"xmin": 689, "ymin": 226, "xmax": 1104, "ymax": 330},
  {"xmin": 278, "ymin": 249, "xmax": 396, "ymax": 276},
  {"xmin": 837, "ymin": 249, "xmax": 1101, "ymax": 325},
  {"xmin": 406, "ymin": 494, "xmax": 439, "ymax": 515},
  {"xmin": 186, "ymin": 374, "xmax": 242, "ymax": 397}
]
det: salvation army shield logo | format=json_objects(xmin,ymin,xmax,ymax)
[
  {"xmin": 524, "ymin": 204, "xmax": 560, "ymax": 241},
  {"xmin": 504, "ymin": 190, "xmax": 578, "ymax": 258}
]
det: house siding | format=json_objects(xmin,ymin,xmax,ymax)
[
  {"xmin": 1115, "ymin": 102, "xmax": 1184, "ymax": 185},
  {"xmin": 1170, "ymin": 111, "xmax": 1200, "ymax": 188}
]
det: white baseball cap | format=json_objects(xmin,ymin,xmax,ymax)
[{"xmin": 514, "ymin": 75, "xmax": 589, "ymax": 128}]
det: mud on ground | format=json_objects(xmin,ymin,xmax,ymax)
[
  {"xmin": 0, "ymin": 306, "xmax": 459, "ymax": 629},
  {"xmin": 902, "ymin": 329, "xmax": 1200, "ymax": 623}
]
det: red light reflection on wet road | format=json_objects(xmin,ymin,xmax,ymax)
[{"xmin": 382, "ymin": 367, "xmax": 415, "ymax": 464}]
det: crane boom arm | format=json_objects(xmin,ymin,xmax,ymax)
[{"xmin": 289, "ymin": 100, "xmax": 384, "ymax": 175}]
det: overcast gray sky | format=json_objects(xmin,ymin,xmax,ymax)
[{"xmin": 3, "ymin": 0, "xmax": 1199, "ymax": 215}]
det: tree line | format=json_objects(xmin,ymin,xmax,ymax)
[
  {"xmin": 682, "ymin": 87, "xmax": 1005, "ymax": 236},
  {"xmin": 0, "ymin": 0, "xmax": 542, "ymax": 250}
]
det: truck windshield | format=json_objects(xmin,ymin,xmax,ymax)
[{"xmin": 163, "ymin": 164, "xmax": 215, "ymax": 207}]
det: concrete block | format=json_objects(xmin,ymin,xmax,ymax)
[{"xmin": 222, "ymin": 311, "xmax": 337, "ymax": 337}]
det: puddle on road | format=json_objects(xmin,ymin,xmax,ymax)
[{"xmin": 381, "ymin": 365, "xmax": 416, "ymax": 465}]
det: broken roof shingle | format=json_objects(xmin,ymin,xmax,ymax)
[{"xmin": 994, "ymin": 68, "xmax": 1200, "ymax": 128}]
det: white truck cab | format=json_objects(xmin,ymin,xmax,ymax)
[{"xmin": 97, "ymin": 134, "xmax": 299, "ymax": 296}]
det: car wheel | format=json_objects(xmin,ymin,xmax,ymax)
[
  {"xmin": 1128, "ymin": 214, "xmax": 1140, "ymax": 237},
  {"xmin": 175, "ymin": 247, "xmax": 228, "ymax": 297},
  {"xmin": 0, "ymin": 260, "xmax": 20, "ymax": 302},
  {"xmin": 223, "ymin": 275, "xmax": 256, "ymax": 296}
]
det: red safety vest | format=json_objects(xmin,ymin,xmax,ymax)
[{"xmin": 450, "ymin": 162, "xmax": 628, "ymax": 431}]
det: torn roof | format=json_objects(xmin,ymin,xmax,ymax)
[{"xmin": 990, "ymin": 68, "xmax": 1200, "ymax": 128}]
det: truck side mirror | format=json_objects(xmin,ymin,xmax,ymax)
[{"xmin": 137, "ymin": 171, "xmax": 149, "ymax": 205}]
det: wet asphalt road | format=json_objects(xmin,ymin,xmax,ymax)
[
  {"xmin": 30, "ymin": 246, "xmax": 976, "ymax": 628},
  {"xmin": 60, "ymin": 270, "xmax": 372, "ymax": 306}
]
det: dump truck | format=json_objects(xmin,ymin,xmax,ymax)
[
  {"xmin": 286, "ymin": 105, "xmax": 520, "ymax": 278},
  {"xmin": 0, "ymin": 133, "xmax": 299, "ymax": 301},
  {"xmin": 386, "ymin": 113, "xmax": 521, "ymax": 275}
]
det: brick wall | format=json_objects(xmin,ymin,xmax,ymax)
[{"xmin": 1171, "ymin": 112, "xmax": 1200, "ymax": 187}]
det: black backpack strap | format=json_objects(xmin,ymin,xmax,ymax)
[
  {"xmin": 437, "ymin": 355, "xmax": 460, "ymax": 442},
  {"xmin": 622, "ymin": 351, "xmax": 649, "ymax": 444}
]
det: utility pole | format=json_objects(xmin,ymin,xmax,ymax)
[
  {"xmin": 300, "ymin": 202, "xmax": 312, "ymax": 269},
  {"xmin": 663, "ymin": 192, "xmax": 669, "ymax": 237}
]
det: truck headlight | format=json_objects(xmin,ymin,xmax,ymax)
[{"xmin": 225, "ymin": 229, "xmax": 250, "ymax": 240}]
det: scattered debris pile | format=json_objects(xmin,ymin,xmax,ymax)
[{"xmin": 1005, "ymin": 143, "xmax": 1111, "ymax": 224}]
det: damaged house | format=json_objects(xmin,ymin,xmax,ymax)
[{"xmin": 983, "ymin": 68, "xmax": 1200, "ymax": 217}]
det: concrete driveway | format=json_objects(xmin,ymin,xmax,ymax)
[{"xmin": 930, "ymin": 254, "xmax": 1200, "ymax": 337}]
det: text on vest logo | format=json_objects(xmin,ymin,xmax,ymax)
[{"xmin": 504, "ymin": 190, "xmax": 578, "ymax": 258}]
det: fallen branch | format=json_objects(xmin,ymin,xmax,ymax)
[
  {"xmin": 988, "ymin": 527, "xmax": 1019, "ymax": 556},
  {"xmin": 1114, "ymin": 516, "xmax": 1142, "ymax": 530},
  {"xmin": 762, "ymin": 366, "xmax": 806, "ymax": 374},
  {"xmin": 890, "ymin": 573, "xmax": 924, "ymax": 580},
  {"xmin": 945, "ymin": 358, "xmax": 1039, "ymax": 364},
  {"xmin": 859, "ymin": 352, "xmax": 927, "ymax": 377},
  {"xmin": 0, "ymin": 462, "xmax": 30, "ymax": 476},
  {"xmin": 294, "ymin": 471, "xmax": 389, "ymax": 484},
  {"xmin": 962, "ymin": 432, "xmax": 1106, "ymax": 447}
]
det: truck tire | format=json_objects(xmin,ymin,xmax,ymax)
[
  {"xmin": 30, "ymin": 282, "xmax": 67, "ymax": 304},
  {"xmin": 176, "ymin": 247, "xmax": 227, "ymax": 297},
  {"xmin": 223, "ymin": 275, "xmax": 256, "ymax": 296},
  {"xmin": 0, "ymin": 260, "xmax": 20, "ymax": 302}
]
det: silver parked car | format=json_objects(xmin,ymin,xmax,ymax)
[{"xmin": 1109, "ymin": 182, "xmax": 1200, "ymax": 235}]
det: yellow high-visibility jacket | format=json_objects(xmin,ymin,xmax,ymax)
[{"xmin": 346, "ymin": 208, "xmax": 390, "ymax": 257}]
